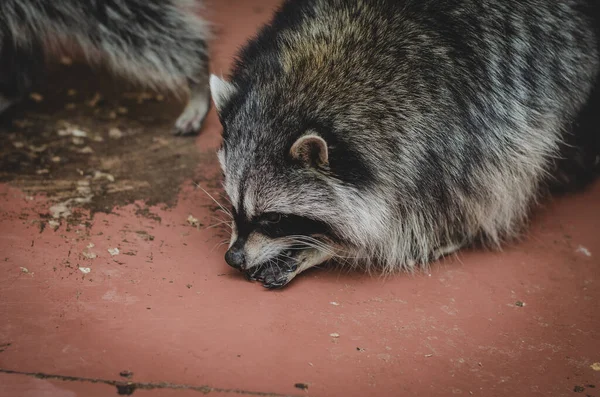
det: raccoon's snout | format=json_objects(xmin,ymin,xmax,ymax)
[{"xmin": 225, "ymin": 243, "xmax": 246, "ymax": 270}]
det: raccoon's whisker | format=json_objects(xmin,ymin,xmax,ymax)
[
  {"xmin": 210, "ymin": 239, "xmax": 230, "ymax": 253},
  {"xmin": 217, "ymin": 208, "xmax": 234, "ymax": 219},
  {"xmin": 204, "ymin": 220, "xmax": 232, "ymax": 230},
  {"xmin": 285, "ymin": 240, "xmax": 345, "ymax": 258},
  {"xmin": 194, "ymin": 183, "xmax": 232, "ymax": 218}
]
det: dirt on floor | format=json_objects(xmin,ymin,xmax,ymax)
[{"xmin": 0, "ymin": 59, "xmax": 221, "ymax": 224}]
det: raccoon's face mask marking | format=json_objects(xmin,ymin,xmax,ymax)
[
  {"xmin": 211, "ymin": 74, "xmax": 341, "ymax": 288},
  {"xmin": 224, "ymin": 210, "xmax": 335, "ymax": 288}
]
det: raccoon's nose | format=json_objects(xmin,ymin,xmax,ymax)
[{"xmin": 225, "ymin": 246, "xmax": 246, "ymax": 270}]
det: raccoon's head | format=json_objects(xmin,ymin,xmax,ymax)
[{"xmin": 209, "ymin": 74, "xmax": 377, "ymax": 288}]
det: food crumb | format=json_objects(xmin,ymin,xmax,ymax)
[
  {"xmin": 186, "ymin": 284, "xmax": 193, "ymax": 289},
  {"xmin": 425, "ymin": 353, "xmax": 433, "ymax": 357},
  {"xmin": 108, "ymin": 128, "xmax": 124, "ymax": 139},
  {"xmin": 108, "ymin": 248, "xmax": 120, "ymax": 256},
  {"xmin": 329, "ymin": 333, "xmax": 340, "ymax": 338},
  {"xmin": 29, "ymin": 93, "xmax": 43, "ymax": 102},
  {"xmin": 591, "ymin": 362, "xmax": 600, "ymax": 371},
  {"xmin": 576, "ymin": 246, "xmax": 592, "ymax": 257},
  {"xmin": 48, "ymin": 220, "xmax": 60, "ymax": 230},
  {"xmin": 82, "ymin": 252, "xmax": 97, "ymax": 259},
  {"xmin": 294, "ymin": 383, "xmax": 309, "ymax": 390},
  {"xmin": 79, "ymin": 267, "xmax": 91, "ymax": 274},
  {"xmin": 515, "ymin": 301, "xmax": 525, "ymax": 307},
  {"xmin": 119, "ymin": 371, "xmax": 133, "ymax": 378},
  {"xmin": 20, "ymin": 267, "xmax": 29, "ymax": 273},
  {"xmin": 330, "ymin": 301, "xmax": 340, "ymax": 306},
  {"xmin": 87, "ymin": 92, "xmax": 102, "ymax": 107},
  {"xmin": 187, "ymin": 215, "xmax": 200, "ymax": 227}
]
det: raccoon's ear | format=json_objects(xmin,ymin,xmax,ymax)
[
  {"xmin": 210, "ymin": 74, "xmax": 237, "ymax": 112},
  {"xmin": 290, "ymin": 133, "xmax": 329, "ymax": 169}
]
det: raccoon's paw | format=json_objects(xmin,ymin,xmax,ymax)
[
  {"xmin": 173, "ymin": 91, "xmax": 211, "ymax": 136},
  {"xmin": 246, "ymin": 262, "xmax": 298, "ymax": 289}
]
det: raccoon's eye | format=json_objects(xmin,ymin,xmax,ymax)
[{"xmin": 263, "ymin": 212, "xmax": 282, "ymax": 224}]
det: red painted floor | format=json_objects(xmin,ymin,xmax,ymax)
[{"xmin": 1, "ymin": 1, "xmax": 599, "ymax": 396}]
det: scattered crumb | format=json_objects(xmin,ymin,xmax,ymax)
[
  {"xmin": 72, "ymin": 137, "xmax": 85, "ymax": 145},
  {"xmin": 91, "ymin": 135, "xmax": 104, "ymax": 142},
  {"xmin": 108, "ymin": 248, "xmax": 120, "ymax": 256},
  {"xmin": 13, "ymin": 142, "xmax": 25, "ymax": 149},
  {"xmin": 67, "ymin": 89, "xmax": 77, "ymax": 96},
  {"xmin": 60, "ymin": 56, "xmax": 73, "ymax": 65},
  {"xmin": 51, "ymin": 156, "xmax": 61, "ymax": 163},
  {"xmin": 77, "ymin": 146, "xmax": 94, "ymax": 154},
  {"xmin": 48, "ymin": 220, "xmax": 60, "ymax": 230},
  {"xmin": 515, "ymin": 301, "xmax": 525, "ymax": 307},
  {"xmin": 425, "ymin": 353, "xmax": 434, "ymax": 358},
  {"xmin": 87, "ymin": 92, "xmax": 102, "ymax": 107},
  {"xmin": 329, "ymin": 333, "xmax": 340, "ymax": 338},
  {"xmin": 119, "ymin": 371, "xmax": 133, "ymax": 378},
  {"xmin": 36, "ymin": 169, "xmax": 49, "ymax": 175},
  {"xmin": 187, "ymin": 214, "xmax": 200, "ymax": 227},
  {"xmin": 186, "ymin": 284, "xmax": 193, "ymax": 289},
  {"xmin": 82, "ymin": 252, "xmax": 97, "ymax": 259},
  {"xmin": 330, "ymin": 301, "xmax": 340, "ymax": 306},
  {"xmin": 356, "ymin": 347, "xmax": 365, "ymax": 352},
  {"xmin": 117, "ymin": 107, "xmax": 128, "ymax": 115},
  {"xmin": 573, "ymin": 386, "xmax": 585, "ymax": 393},
  {"xmin": 29, "ymin": 93, "xmax": 43, "ymax": 102},
  {"xmin": 20, "ymin": 267, "xmax": 29, "ymax": 273},
  {"xmin": 29, "ymin": 144, "xmax": 48, "ymax": 153},
  {"xmin": 108, "ymin": 128, "xmax": 124, "ymax": 139},
  {"xmin": 576, "ymin": 246, "xmax": 592, "ymax": 257},
  {"xmin": 79, "ymin": 267, "xmax": 91, "ymax": 274},
  {"xmin": 591, "ymin": 362, "xmax": 600, "ymax": 371},
  {"xmin": 93, "ymin": 171, "xmax": 115, "ymax": 182},
  {"xmin": 71, "ymin": 128, "xmax": 88, "ymax": 138},
  {"xmin": 87, "ymin": 243, "xmax": 95, "ymax": 249},
  {"xmin": 294, "ymin": 383, "xmax": 309, "ymax": 390}
]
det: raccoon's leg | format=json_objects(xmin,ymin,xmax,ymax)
[
  {"xmin": 173, "ymin": 59, "xmax": 211, "ymax": 136},
  {"xmin": 0, "ymin": 35, "xmax": 44, "ymax": 115},
  {"xmin": 72, "ymin": 1, "xmax": 211, "ymax": 135}
]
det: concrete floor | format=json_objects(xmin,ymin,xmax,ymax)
[{"xmin": 1, "ymin": 1, "xmax": 599, "ymax": 396}]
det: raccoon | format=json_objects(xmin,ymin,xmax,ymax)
[
  {"xmin": 210, "ymin": 0, "xmax": 600, "ymax": 288},
  {"xmin": 0, "ymin": 0, "xmax": 211, "ymax": 135}
]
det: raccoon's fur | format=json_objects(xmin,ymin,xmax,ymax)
[
  {"xmin": 0, "ymin": 0, "xmax": 211, "ymax": 135},
  {"xmin": 210, "ymin": 0, "xmax": 600, "ymax": 288}
]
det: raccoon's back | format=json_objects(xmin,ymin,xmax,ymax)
[
  {"xmin": 231, "ymin": 0, "xmax": 598, "ymax": 200},
  {"xmin": 235, "ymin": 0, "xmax": 598, "ymax": 125},
  {"xmin": 0, "ymin": 0, "xmax": 201, "ymax": 45}
]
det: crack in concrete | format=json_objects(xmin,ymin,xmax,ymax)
[{"xmin": 0, "ymin": 368, "xmax": 302, "ymax": 397}]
